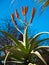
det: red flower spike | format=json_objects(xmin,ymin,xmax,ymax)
[
  {"xmin": 11, "ymin": 14, "xmax": 16, "ymax": 25},
  {"xmin": 15, "ymin": 10, "xmax": 20, "ymax": 19},
  {"xmin": 22, "ymin": 6, "xmax": 28, "ymax": 16},
  {"xmin": 11, "ymin": 14, "xmax": 14, "ymax": 21},
  {"xmin": 32, "ymin": 8, "xmax": 36, "ymax": 18},
  {"xmin": 30, "ymin": 8, "xmax": 36, "ymax": 23}
]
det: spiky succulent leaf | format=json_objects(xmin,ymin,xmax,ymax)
[
  {"xmin": 4, "ymin": 52, "xmax": 10, "ymax": 65},
  {"xmin": 35, "ymin": 46, "xmax": 49, "ymax": 51},
  {"xmin": 31, "ymin": 51, "xmax": 47, "ymax": 65},
  {"xmin": 37, "ymin": 38, "xmax": 49, "ymax": 44},
  {"xmin": 8, "ymin": 46, "xmax": 27, "ymax": 60},
  {"xmin": 30, "ymin": 32, "xmax": 49, "ymax": 44},
  {"xmin": 6, "ymin": 60, "xmax": 24, "ymax": 64},
  {"xmin": 0, "ymin": 31, "xmax": 25, "ymax": 52},
  {"xmin": 33, "ymin": 38, "xmax": 49, "ymax": 51},
  {"xmin": 0, "ymin": 45, "xmax": 13, "ymax": 51},
  {"xmin": 29, "ymin": 32, "xmax": 49, "ymax": 52},
  {"xmin": 1, "ymin": 46, "xmax": 27, "ymax": 64},
  {"xmin": 23, "ymin": 26, "xmax": 29, "ymax": 52}
]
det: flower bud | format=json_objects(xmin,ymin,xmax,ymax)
[
  {"xmin": 11, "ymin": 14, "xmax": 16, "ymax": 25},
  {"xmin": 11, "ymin": 14, "xmax": 14, "ymax": 21},
  {"xmin": 15, "ymin": 10, "xmax": 20, "ymax": 19},
  {"xmin": 22, "ymin": 6, "xmax": 28, "ymax": 16},
  {"xmin": 30, "ymin": 8, "xmax": 36, "ymax": 23},
  {"xmin": 32, "ymin": 8, "xmax": 35, "ymax": 18}
]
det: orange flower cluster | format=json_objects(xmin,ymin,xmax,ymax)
[{"xmin": 11, "ymin": 6, "xmax": 36, "ymax": 24}]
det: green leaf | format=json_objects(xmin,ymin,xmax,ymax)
[
  {"xmin": 10, "ymin": 47, "xmax": 26, "ymax": 58},
  {"xmin": 9, "ymin": 55, "xmax": 24, "ymax": 62},
  {"xmin": 0, "ymin": 45, "xmax": 27, "ymax": 61},
  {"xmin": 6, "ymin": 60, "xmax": 24, "ymax": 64},
  {"xmin": 35, "ymin": 46, "xmax": 49, "ymax": 51},
  {"xmin": 31, "ymin": 51, "xmax": 47, "ymax": 65},
  {"xmin": 0, "ymin": 45, "xmax": 13, "ymax": 51},
  {"xmin": 29, "ymin": 32, "xmax": 49, "ymax": 52},
  {"xmin": 0, "ymin": 30, "xmax": 25, "ymax": 52},
  {"xmin": 7, "ymin": 46, "xmax": 27, "ymax": 62},
  {"xmin": 23, "ymin": 26, "xmax": 29, "ymax": 51},
  {"xmin": 2, "ymin": 46, "xmax": 26, "ymax": 63},
  {"xmin": 29, "ymin": 41, "xmax": 38, "ymax": 53},
  {"xmin": 33, "ymin": 38, "xmax": 49, "ymax": 50},
  {"xmin": 30, "ymin": 32, "xmax": 49, "ymax": 43},
  {"xmin": 37, "ymin": 38, "xmax": 49, "ymax": 44},
  {"xmin": 4, "ymin": 52, "xmax": 10, "ymax": 65}
]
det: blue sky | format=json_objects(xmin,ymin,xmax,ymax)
[{"xmin": 0, "ymin": 0, "xmax": 49, "ymax": 45}]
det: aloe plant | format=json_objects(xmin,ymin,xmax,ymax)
[
  {"xmin": 0, "ymin": 25, "xmax": 49, "ymax": 65},
  {"xmin": 0, "ymin": 7, "xmax": 49, "ymax": 65}
]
